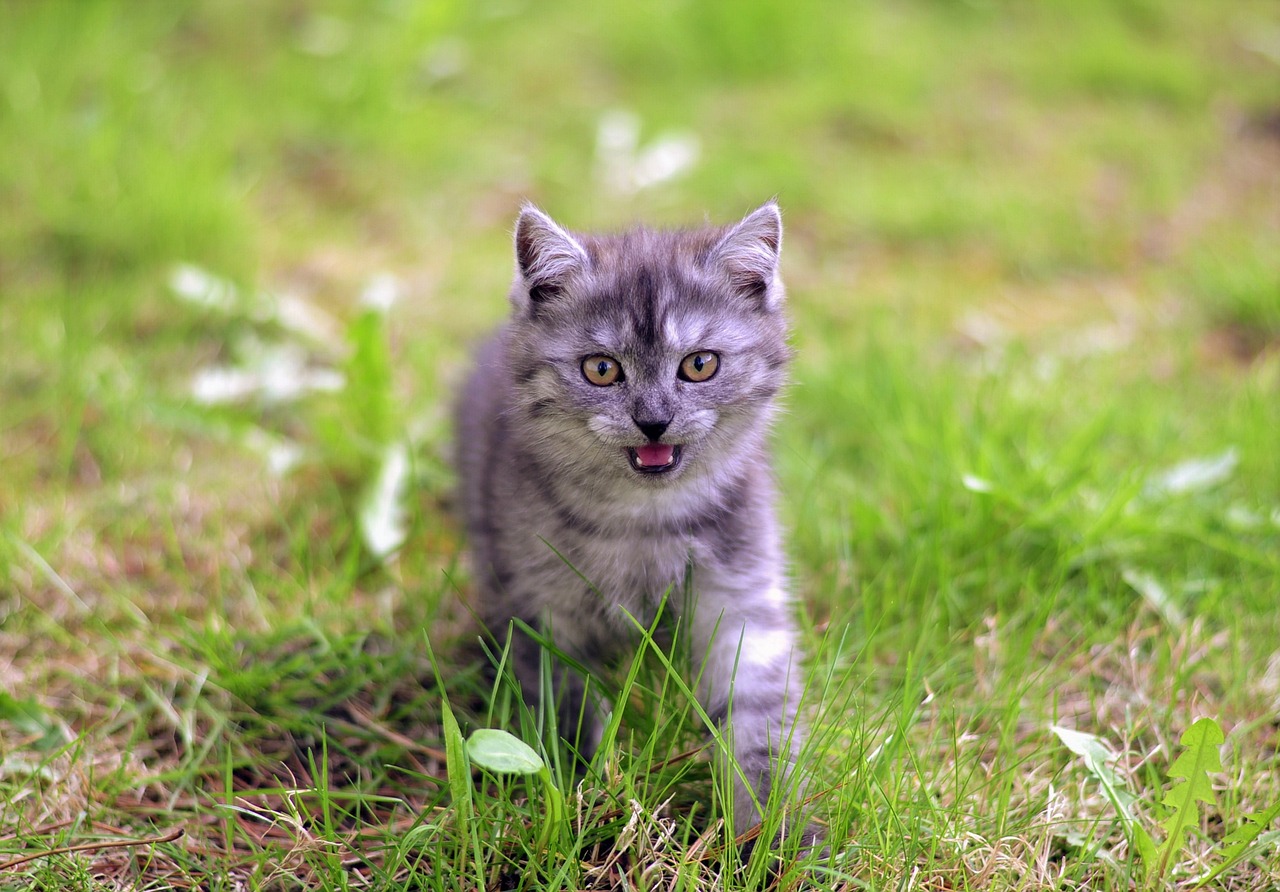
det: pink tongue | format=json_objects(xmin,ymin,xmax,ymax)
[{"xmin": 635, "ymin": 444, "xmax": 675, "ymax": 467}]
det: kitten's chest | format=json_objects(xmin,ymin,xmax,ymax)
[{"xmin": 571, "ymin": 532, "xmax": 692, "ymax": 615}]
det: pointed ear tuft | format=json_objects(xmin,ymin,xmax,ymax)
[
  {"xmin": 513, "ymin": 205, "xmax": 589, "ymax": 310},
  {"xmin": 708, "ymin": 201, "xmax": 784, "ymax": 310}
]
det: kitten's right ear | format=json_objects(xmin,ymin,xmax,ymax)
[{"xmin": 513, "ymin": 205, "xmax": 589, "ymax": 312}]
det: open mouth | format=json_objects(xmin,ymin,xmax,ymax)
[{"xmin": 625, "ymin": 444, "xmax": 683, "ymax": 475}]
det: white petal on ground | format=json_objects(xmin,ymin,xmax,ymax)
[
  {"xmin": 954, "ymin": 311, "xmax": 1007, "ymax": 349},
  {"xmin": 243, "ymin": 428, "xmax": 303, "ymax": 478},
  {"xmin": 360, "ymin": 442, "xmax": 410, "ymax": 561},
  {"xmin": 172, "ymin": 263, "xmax": 342, "ymax": 350},
  {"xmin": 1225, "ymin": 503, "xmax": 1265, "ymax": 530},
  {"xmin": 191, "ymin": 367, "xmax": 258, "ymax": 404},
  {"xmin": 595, "ymin": 109, "xmax": 641, "ymax": 193},
  {"xmin": 296, "ymin": 14, "xmax": 350, "ymax": 57},
  {"xmin": 191, "ymin": 343, "xmax": 344, "ymax": 405},
  {"xmin": 594, "ymin": 110, "xmax": 699, "ymax": 194},
  {"xmin": 359, "ymin": 273, "xmax": 401, "ymax": 313},
  {"xmin": 1145, "ymin": 448, "xmax": 1239, "ymax": 498},
  {"xmin": 256, "ymin": 345, "xmax": 344, "ymax": 402},
  {"xmin": 1121, "ymin": 567, "xmax": 1187, "ymax": 629},
  {"xmin": 629, "ymin": 134, "xmax": 699, "ymax": 191},
  {"xmin": 170, "ymin": 264, "xmax": 238, "ymax": 312},
  {"xmin": 1242, "ymin": 26, "xmax": 1280, "ymax": 64},
  {"xmin": 596, "ymin": 109, "xmax": 641, "ymax": 157},
  {"xmin": 961, "ymin": 473, "xmax": 995, "ymax": 493},
  {"xmin": 274, "ymin": 292, "xmax": 344, "ymax": 348},
  {"xmin": 421, "ymin": 36, "xmax": 469, "ymax": 83}
]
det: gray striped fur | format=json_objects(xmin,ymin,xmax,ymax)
[{"xmin": 455, "ymin": 203, "xmax": 809, "ymax": 836}]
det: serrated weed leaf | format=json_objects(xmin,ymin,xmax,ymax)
[
  {"xmin": 1154, "ymin": 718, "xmax": 1225, "ymax": 883},
  {"xmin": 1221, "ymin": 803, "xmax": 1280, "ymax": 853},
  {"xmin": 1196, "ymin": 802, "xmax": 1280, "ymax": 887},
  {"xmin": 1170, "ymin": 718, "xmax": 1225, "ymax": 779}
]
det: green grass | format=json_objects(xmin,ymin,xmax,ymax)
[{"xmin": 3, "ymin": 0, "xmax": 1279, "ymax": 889}]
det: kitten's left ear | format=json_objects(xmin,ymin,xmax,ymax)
[{"xmin": 709, "ymin": 201, "xmax": 784, "ymax": 311}]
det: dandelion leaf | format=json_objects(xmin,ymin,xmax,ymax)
[
  {"xmin": 1196, "ymin": 801, "xmax": 1280, "ymax": 887},
  {"xmin": 1154, "ymin": 718, "xmax": 1224, "ymax": 880}
]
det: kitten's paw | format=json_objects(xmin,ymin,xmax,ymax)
[{"xmin": 737, "ymin": 819, "xmax": 826, "ymax": 859}]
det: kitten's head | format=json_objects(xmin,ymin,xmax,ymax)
[{"xmin": 504, "ymin": 203, "xmax": 790, "ymax": 501}]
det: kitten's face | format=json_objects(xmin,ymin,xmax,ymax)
[{"xmin": 505, "ymin": 204, "xmax": 789, "ymax": 495}]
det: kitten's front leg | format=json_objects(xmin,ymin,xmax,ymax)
[
  {"xmin": 506, "ymin": 611, "xmax": 607, "ymax": 761},
  {"xmin": 689, "ymin": 586, "xmax": 811, "ymax": 841}
]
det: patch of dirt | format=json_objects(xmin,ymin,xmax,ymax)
[
  {"xmin": 1199, "ymin": 322, "xmax": 1280, "ymax": 366},
  {"xmin": 956, "ymin": 105, "xmax": 1280, "ymax": 372},
  {"xmin": 1142, "ymin": 107, "xmax": 1280, "ymax": 264}
]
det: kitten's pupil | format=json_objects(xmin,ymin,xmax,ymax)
[
  {"xmin": 679, "ymin": 351, "xmax": 718, "ymax": 382},
  {"xmin": 582, "ymin": 354, "xmax": 620, "ymax": 385}
]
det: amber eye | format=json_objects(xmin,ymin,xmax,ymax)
[
  {"xmin": 582, "ymin": 355, "xmax": 622, "ymax": 386},
  {"xmin": 678, "ymin": 351, "xmax": 719, "ymax": 382}
]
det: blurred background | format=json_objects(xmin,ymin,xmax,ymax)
[
  {"xmin": 3, "ymin": 0, "xmax": 1277, "ymax": 599},
  {"xmin": 2, "ymin": 0, "xmax": 1279, "ymax": 885}
]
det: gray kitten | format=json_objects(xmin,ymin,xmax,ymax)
[{"xmin": 456, "ymin": 202, "xmax": 809, "ymax": 838}]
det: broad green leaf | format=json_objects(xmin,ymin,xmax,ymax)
[
  {"xmin": 1051, "ymin": 725, "xmax": 1120, "ymax": 782},
  {"xmin": 1050, "ymin": 725, "xmax": 1140, "ymax": 828},
  {"xmin": 466, "ymin": 728, "xmax": 545, "ymax": 775}
]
